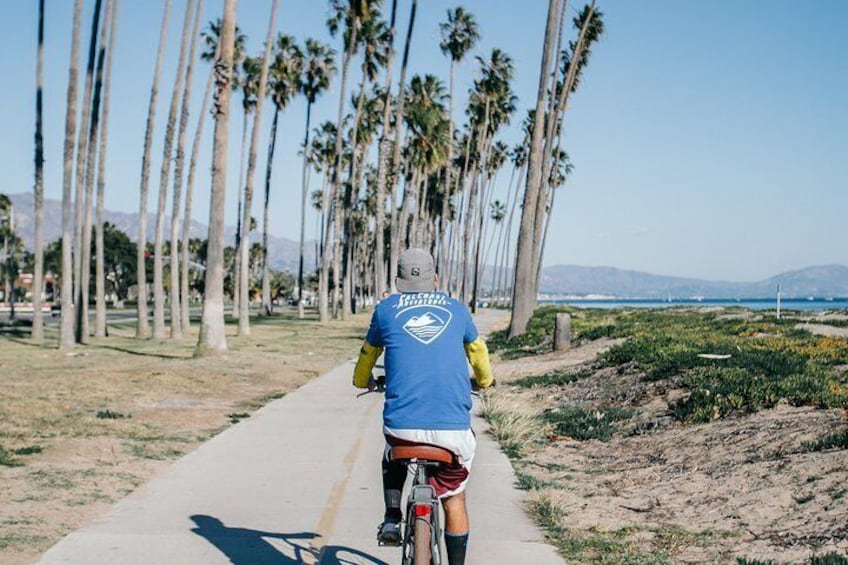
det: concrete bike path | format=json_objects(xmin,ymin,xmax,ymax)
[{"xmin": 39, "ymin": 328, "xmax": 564, "ymax": 564}]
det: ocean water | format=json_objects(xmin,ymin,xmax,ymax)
[{"xmin": 539, "ymin": 298, "xmax": 848, "ymax": 312}]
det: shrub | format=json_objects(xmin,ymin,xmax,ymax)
[
  {"xmin": 513, "ymin": 367, "xmax": 594, "ymax": 388},
  {"xmin": 803, "ymin": 428, "xmax": 848, "ymax": 452},
  {"xmin": 543, "ymin": 405, "xmax": 634, "ymax": 442}
]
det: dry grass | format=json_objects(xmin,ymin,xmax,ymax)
[
  {"xmin": 479, "ymin": 391, "xmax": 546, "ymax": 458},
  {"xmin": 0, "ymin": 309, "xmax": 368, "ymax": 564}
]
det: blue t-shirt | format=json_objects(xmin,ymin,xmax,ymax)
[{"xmin": 366, "ymin": 292, "xmax": 478, "ymax": 430}]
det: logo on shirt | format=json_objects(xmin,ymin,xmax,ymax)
[{"xmin": 400, "ymin": 307, "xmax": 452, "ymax": 345}]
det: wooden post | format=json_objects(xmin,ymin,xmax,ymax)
[{"xmin": 554, "ymin": 312, "xmax": 571, "ymax": 351}]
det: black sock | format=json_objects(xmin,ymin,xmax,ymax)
[
  {"xmin": 382, "ymin": 457, "xmax": 406, "ymax": 522},
  {"xmin": 445, "ymin": 531, "xmax": 468, "ymax": 565}
]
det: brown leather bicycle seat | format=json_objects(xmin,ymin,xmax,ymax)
[{"xmin": 390, "ymin": 444, "xmax": 455, "ymax": 465}]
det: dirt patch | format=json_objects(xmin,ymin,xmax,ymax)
[
  {"xmin": 0, "ymin": 311, "xmax": 368, "ymax": 564},
  {"xmin": 492, "ymin": 337, "xmax": 848, "ymax": 563},
  {"xmin": 797, "ymin": 323, "xmax": 848, "ymax": 339},
  {"xmin": 496, "ymin": 337, "xmax": 624, "ymax": 381}
]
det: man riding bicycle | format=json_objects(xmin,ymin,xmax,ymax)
[{"xmin": 353, "ymin": 248, "xmax": 494, "ymax": 565}]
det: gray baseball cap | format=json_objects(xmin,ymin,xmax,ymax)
[{"xmin": 396, "ymin": 248, "xmax": 436, "ymax": 293}]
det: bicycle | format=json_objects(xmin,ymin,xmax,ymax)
[{"xmin": 384, "ymin": 441, "xmax": 453, "ymax": 565}]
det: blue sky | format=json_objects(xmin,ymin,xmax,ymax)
[{"xmin": 2, "ymin": 0, "xmax": 846, "ymax": 282}]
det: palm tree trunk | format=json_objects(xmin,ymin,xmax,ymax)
[
  {"xmin": 95, "ymin": 0, "xmax": 119, "ymax": 339},
  {"xmin": 32, "ymin": 0, "xmax": 46, "ymax": 343},
  {"xmin": 73, "ymin": 0, "xmax": 104, "ymax": 343},
  {"xmin": 449, "ymin": 131, "xmax": 473, "ymax": 294},
  {"xmin": 509, "ymin": 0, "xmax": 561, "ymax": 337},
  {"xmin": 181, "ymin": 16, "xmax": 217, "ymax": 334},
  {"xmin": 237, "ymin": 0, "xmax": 279, "ymax": 336},
  {"xmin": 196, "ymin": 0, "xmax": 237, "ymax": 355},
  {"xmin": 439, "ymin": 58, "xmax": 457, "ymax": 287},
  {"xmin": 261, "ymin": 108, "xmax": 279, "ymax": 316},
  {"xmin": 320, "ymin": 20, "xmax": 357, "ymax": 322},
  {"xmin": 341, "ymin": 73, "xmax": 369, "ymax": 319},
  {"xmin": 388, "ymin": 0, "xmax": 418, "ymax": 289},
  {"xmin": 297, "ymin": 103, "xmax": 313, "ymax": 318},
  {"xmin": 373, "ymin": 0, "xmax": 399, "ymax": 298},
  {"xmin": 152, "ymin": 0, "xmax": 195, "ymax": 341},
  {"xmin": 79, "ymin": 0, "xmax": 112, "ymax": 344},
  {"xmin": 233, "ymin": 110, "xmax": 248, "ymax": 317},
  {"xmin": 531, "ymin": 1, "xmax": 595, "ymax": 296},
  {"xmin": 168, "ymin": 0, "xmax": 204, "ymax": 338},
  {"xmin": 499, "ymin": 162, "xmax": 526, "ymax": 305},
  {"xmin": 136, "ymin": 0, "xmax": 171, "ymax": 340},
  {"xmin": 471, "ymin": 132, "xmax": 494, "ymax": 313},
  {"xmin": 462, "ymin": 104, "xmax": 489, "ymax": 306},
  {"xmin": 490, "ymin": 164, "xmax": 515, "ymax": 297},
  {"xmin": 60, "ymin": 3, "xmax": 85, "ymax": 348}
]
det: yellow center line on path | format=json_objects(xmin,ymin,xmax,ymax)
[{"xmin": 310, "ymin": 393, "xmax": 380, "ymax": 563}]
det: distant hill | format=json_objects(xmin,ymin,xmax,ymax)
[
  {"xmin": 539, "ymin": 264, "xmax": 848, "ymax": 299},
  {"xmin": 6, "ymin": 192, "xmax": 846, "ymax": 298},
  {"xmin": 5, "ymin": 192, "xmax": 314, "ymax": 273}
]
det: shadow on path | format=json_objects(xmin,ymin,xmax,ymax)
[{"xmin": 190, "ymin": 515, "xmax": 390, "ymax": 565}]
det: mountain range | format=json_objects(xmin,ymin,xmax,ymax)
[
  {"xmin": 5, "ymin": 192, "xmax": 314, "ymax": 273},
  {"xmin": 5, "ymin": 193, "xmax": 846, "ymax": 298}
]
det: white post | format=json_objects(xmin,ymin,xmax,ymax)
[{"xmin": 776, "ymin": 283, "xmax": 781, "ymax": 320}]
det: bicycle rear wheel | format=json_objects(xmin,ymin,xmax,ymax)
[{"xmin": 413, "ymin": 515, "xmax": 432, "ymax": 565}]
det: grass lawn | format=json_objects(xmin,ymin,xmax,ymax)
[{"xmin": 0, "ymin": 308, "xmax": 368, "ymax": 564}]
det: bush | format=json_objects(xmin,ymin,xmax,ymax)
[
  {"xmin": 543, "ymin": 405, "xmax": 635, "ymax": 442},
  {"xmin": 671, "ymin": 366, "xmax": 848, "ymax": 424},
  {"xmin": 803, "ymin": 428, "xmax": 848, "ymax": 452},
  {"xmin": 513, "ymin": 367, "xmax": 594, "ymax": 388}
]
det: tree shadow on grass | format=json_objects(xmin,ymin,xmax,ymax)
[
  {"xmin": 190, "ymin": 515, "xmax": 390, "ymax": 565},
  {"xmin": 95, "ymin": 344, "xmax": 191, "ymax": 360}
]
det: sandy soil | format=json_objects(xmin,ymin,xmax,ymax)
[
  {"xmin": 0, "ymin": 311, "xmax": 368, "ymax": 564},
  {"xmin": 492, "ymin": 334, "xmax": 848, "ymax": 563}
]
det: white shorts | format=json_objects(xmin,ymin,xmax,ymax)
[{"xmin": 383, "ymin": 426, "xmax": 476, "ymax": 498}]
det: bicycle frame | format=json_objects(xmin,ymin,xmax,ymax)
[{"xmin": 401, "ymin": 461, "xmax": 443, "ymax": 565}]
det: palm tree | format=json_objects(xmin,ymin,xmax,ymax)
[
  {"xmin": 509, "ymin": 0, "xmax": 562, "ymax": 337},
  {"xmin": 321, "ymin": 0, "xmax": 381, "ymax": 322},
  {"xmin": 232, "ymin": 54, "xmax": 260, "ymax": 317},
  {"xmin": 32, "ymin": 0, "xmax": 46, "ymax": 342},
  {"xmin": 438, "ymin": 6, "xmax": 478, "ymax": 286},
  {"xmin": 463, "ymin": 48, "xmax": 515, "ymax": 309},
  {"xmin": 401, "ymin": 74, "xmax": 449, "ymax": 248},
  {"xmin": 0, "ymin": 195, "xmax": 13, "ymax": 315},
  {"xmin": 169, "ymin": 0, "xmax": 205, "ymax": 338},
  {"xmin": 485, "ymin": 198, "xmax": 506, "ymax": 295},
  {"xmin": 529, "ymin": 2, "xmax": 603, "ymax": 294},
  {"xmin": 73, "ymin": 0, "xmax": 104, "ymax": 343},
  {"xmin": 535, "ymin": 148, "xmax": 572, "ymax": 288},
  {"xmin": 387, "ymin": 0, "xmax": 418, "ymax": 293},
  {"xmin": 152, "ymin": 0, "xmax": 196, "ymax": 341},
  {"xmin": 372, "ymin": 0, "xmax": 398, "ymax": 298},
  {"xmin": 297, "ymin": 38, "xmax": 336, "ymax": 318},
  {"xmin": 495, "ymin": 140, "xmax": 527, "ymax": 305},
  {"xmin": 59, "ymin": 0, "xmax": 85, "ymax": 349},
  {"xmin": 95, "ymin": 0, "xmax": 120, "ymax": 339},
  {"xmin": 79, "ymin": 0, "xmax": 114, "ymax": 343},
  {"xmin": 237, "ymin": 0, "xmax": 280, "ymax": 336},
  {"xmin": 340, "ymin": 13, "xmax": 390, "ymax": 318},
  {"xmin": 197, "ymin": 0, "xmax": 237, "ymax": 355},
  {"xmin": 137, "ymin": 1, "xmax": 172, "ymax": 339},
  {"xmin": 261, "ymin": 33, "xmax": 303, "ymax": 315},
  {"xmin": 182, "ymin": 20, "xmax": 246, "ymax": 332}
]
